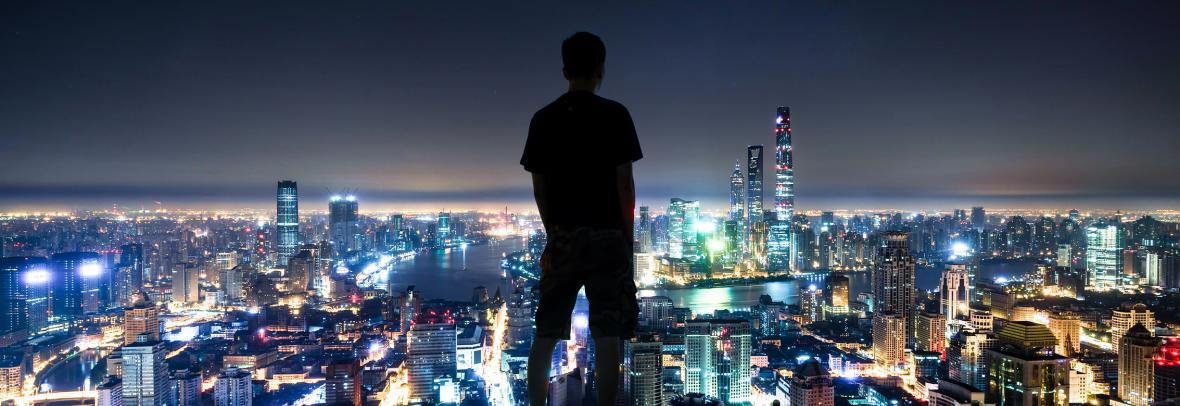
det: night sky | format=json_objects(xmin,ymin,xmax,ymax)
[{"xmin": 2, "ymin": 1, "xmax": 1179, "ymax": 212}]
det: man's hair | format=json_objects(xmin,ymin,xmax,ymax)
[{"xmin": 562, "ymin": 32, "xmax": 605, "ymax": 79}]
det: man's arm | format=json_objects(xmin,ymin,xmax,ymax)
[
  {"xmin": 531, "ymin": 173, "xmax": 552, "ymax": 234},
  {"xmin": 616, "ymin": 163, "xmax": 635, "ymax": 235}
]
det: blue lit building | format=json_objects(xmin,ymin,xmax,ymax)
[
  {"xmin": 276, "ymin": 180, "xmax": 300, "ymax": 266},
  {"xmin": 50, "ymin": 252, "xmax": 103, "ymax": 320},
  {"xmin": 328, "ymin": 195, "xmax": 359, "ymax": 258},
  {"xmin": 0, "ymin": 256, "xmax": 50, "ymax": 333}
]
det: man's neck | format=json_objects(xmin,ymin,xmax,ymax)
[{"xmin": 567, "ymin": 80, "xmax": 598, "ymax": 93}]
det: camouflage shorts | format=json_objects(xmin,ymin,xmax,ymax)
[{"xmin": 534, "ymin": 227, "xmax": 638, "ymax": 340}]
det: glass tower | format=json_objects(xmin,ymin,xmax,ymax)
[
  {"xmin": 276, "ymin": 181, "xmax": 300, "ymax": 266},
  {"xmin": 328, "ymin": 195, "xmax": 359, "ymax": 258},
  {"xmin": 768, "ymin": 107, "xmax": 794, "ymax": 273},
  {"xmin": 745, "ymin": 145, "xmax": 764, "ymax": 249}
]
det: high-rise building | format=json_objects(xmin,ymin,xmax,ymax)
[
  {"xmin": 324, "ymin": 359, "xmax": 361, "ymax": 406},
  {"xmin": 624, "ymin": 335, "xmax": 664, "ymax": 406},
  {"xmin": 1154, "ymin": 337, "xmax": 1180, "ymax": 403},
  {"xmin": 214, "ymin": 368, "xmax": 252, "ymax": 406},
  {"xmin": 276, "ymin": 181, "xmax": 300, "ymax": 266},
  {"xmin": 984, "ymin": 321, "xmax": 1070, "ymax": 406},
  {"xmin": 1119, "ymin": 323, "xmax": 1158, "ymax": 406},
  {"xmin": 729, "ymin": 161, "xmax": 745, "ymax": 223},
  {"xmin": 638, "ymin": 296, "xmax": 674, "ymax": 330},
  {"xmin": 826, "ymin": 272, "xmax": 850, "ymax": 315},
  {"xmin": 916, "ymin": 311, "xmax": 947, "ymax": 353},
  {"xmin": 799, "ymin": 283, "xmax": 820, "ymax": 324},
  {"xmin": 789, "ymin": 359, "xmax": 834, "ymax": 406},
  {"xmin": 171, "ymin": 263, "xmax": 199, "ymax": 304},
  {"xmin": 285, "ymin": 250, "xmax": 315, "ymax": 294},
  {"xmin": 170, "ymin": 370, "xmax": 201, "ymax": 406},
  {"xmin": 436, "ymin": 212, "xmax": 452, "ymax": 247},
  {"xmin": 407, "ymin": 308, "xmax": 457, "ymax": 403},
  {"xmin": 121, "ymin": 340, "xmax": 169, "ymax": 406},
  {"xmin": 328, "ymin": 195, "xmax": 360, "ymax": 257},
  {"xmin": 638, "ymin": 206, "xmax": 653, "ymax": 253},
  {"xmin": 124, "ymin": 292, "xmax": 160, "ymax": 345},
  {"xmin": 685, "ymin": 319, "xmax": 752, "ymax": 405},
  {"xmin": 97, "ymin": 377, "xmax": 124, "ymax": 406},
  {"xmin": 120, "ymin": 244, "xmax": 144, "ymax": 303},
  {"xmin": 971, "ymin": 207, "xmax": 986, "ymax": 231},
  {"xmin": 745, "ymin": 145, "xmax": 764, "ymax": 244},
  {"xmin": 50, "ymin": 252, "xmax": 102, "ymax": 320},
  {"xmin": 1, "ymin": 256, "xmax": 49, "ymax": 334},
  {"xmin": 0, "ymin": 354, "xmax": 23, "ymax": 400},
  {"xmin": 667, "ymin": 198, "xmax": 700, "ymax": 260},
  {"xmin": 873, "ymin": 232, "xmax": 916, "ymax": 342},
  {"xmin": 941, "ymin": 263, "xmax": 971, "ymax": 322},
  {"xmin": 872, "ymin": 313, "xmax": 906, "ymax": 372},
  {"xmin": 1047, "ymin": 312, "xmax": 1081, "ymax": 356},
  {"xmin": 1086, "ymin": 222, "xmax": 1122, "ymax": 290},
  {"xmin": 948, "ymin": 330, "xmax": 996, "ymax": 391},
  {"xmin": 1112, "ymin": 303, "xmax": 1154, "ymax": 354},
  {"xmin": 768, "ymin": 107, "xmax": 794, "ymax": 273}
]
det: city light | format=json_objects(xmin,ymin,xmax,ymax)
[
  {"xmin": 79, "ymin": 262, "xmax": 102, "ymax": 278},
  {"xmin": 23, "ymin": 267, "xmax": 49, "ymax": 285}
]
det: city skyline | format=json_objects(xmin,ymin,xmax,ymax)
[{"xmin": 2, "ymin": 2, "xmax": 1179, "ymax": 212}]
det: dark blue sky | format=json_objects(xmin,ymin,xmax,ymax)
[{"xmin": 2, "ymin": 1, "xmax": 1178, "ymax": 212}]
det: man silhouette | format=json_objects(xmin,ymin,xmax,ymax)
[{"xmin": 520, "ymin": 32, "xmax": 641, "ymax": 406}]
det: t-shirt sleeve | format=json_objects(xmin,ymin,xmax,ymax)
[
  {"xmin": 520, "ymin": 113, "xmax": 544, "ymax": 173},
  {"xmin": 616, "ymin": 105, "xmax": 643, "ymax": 165}
]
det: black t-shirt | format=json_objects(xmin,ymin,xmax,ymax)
[{"xmin": 521, "ymin": 90, "xmax": 643, "ymax": 231}]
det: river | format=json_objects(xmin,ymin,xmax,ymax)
[
  {"xmin": 41, "ymin": 349, "xmax": 104, "ymax": 393},
  {"xmin": 386, "ymin": 237, "xmax": 525, "ymax": 301}
]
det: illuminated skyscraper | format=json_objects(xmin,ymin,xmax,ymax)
[
  {"xmin": 407, "ymin": 309, "xmax": 457, "ymax": 403},
  {"xmin": 971, "ymin": 207, "xmax": 986, "ymax": 231},
  {"xmin": 638, "ymin": 206, "xmax": 653, "ymax": 253},
  {"xmin": 124, "ymin": 292, "xmax": 160, "ymax": 345},
  {"xmin": 50, "ymin": 252, "xmax": 102, "ymax": 320},
  {"xmin": 328, "ymin": 195, "xmax": 359, "ymax": 257},
  {"xmin": 276, "ymin": 181, "xmax": 300, "ymax": 266},
  {"xmin": 624, "ymin": 335, "xmax": 664, "ymax": 406},
  {"xmin": 745, "ymin": 145, "xmax": 764, "ymax": 242},
  {"xmin": 1086, "ymin": 222, "xmax": 1122, "ymax": 290},
  {"xmin": 729, "ymin": 161, "xmax": 745, "ymax": 222},
  {"xmin": 1047, "ymin": 312, "xmax": 1081, "ymax": 356},
  {"xmin": 872, "ymin": 313, "xmax": 906, "ymax": 371},
  {"xmin": 668, "ymin": 198, "xmax": 700, "ymax": 260},
  {"xmin": 1119, "ymin": 323, "xmax": 1158, "ymax": 406},
  {"xmin": 916, "ymin": 311, "xmax": 946, "ymax": 353},
  {"xmin": 685, "ymin": 319, "xmax": 751, "ymax": 405},
  {"xmin": 121, "ymin": 340, "xmax": 169, "ymax": 406},
  {"xmin": 768, "ymin": 107, "xmax": 794, "ymax": 273},
  {"xmin": 436, "ymin": 212, "xmax": 452, "ymax": 247},
  {"xmin": 119, "ymin": 244, "xmax": 144, "ymax": 303},
  {"xmin": 941, "ymin": 263, "xmax": 971, "ymax": 320},
  {"xmin": 1, "ymin": 256, "xmax": 48, "ymax": 333},
  {"xmin": 948, "ymin": 330, "xmax": 997, "ymax": 391},
  {"xmin": 1112, "ymin": 303, "xmax": 1154, "ymax": 354},
  {"xmin": 873, "ymin": 232, "xmax": 916, "ymax": 342},
  {"xmin": 826, "ymin": 272, "xmax": 850, "ymax": 315}
]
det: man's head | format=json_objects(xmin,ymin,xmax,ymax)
[{"xmin": 562, "ymin": 32, "xmax": 605, "ymax": 89}]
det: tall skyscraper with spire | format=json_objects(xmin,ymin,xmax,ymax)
[
  {"xmin": 745, "ymin": 146, "xmax": 763, "ymax": 250},
  {"xmin": 276, "ymin": 181, "xmax": 300, "ymax": 266},
  {"xmin": 768, "ymin": 107, "xmax": 794, "ymax": 273}
]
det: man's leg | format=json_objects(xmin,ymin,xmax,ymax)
[
  {"xmin": 528, "ymin": 337, "xmax": 559, "ymax": 406},
  {"xmin": 592, "ymin": 336, "xmax": 621, "ymax": 406}
]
